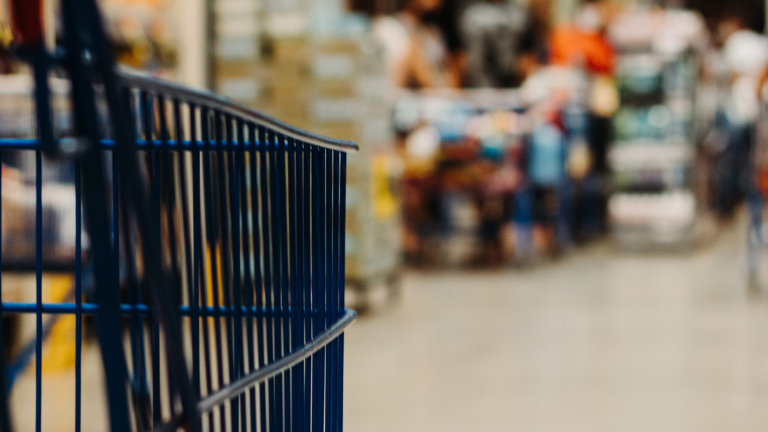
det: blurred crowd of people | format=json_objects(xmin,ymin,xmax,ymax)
[
  {"xmin": 367, "ymin": 0, "xmax": 623, "ymax": 262},
  {"xmin": 368, "ymin": 0, "xmax": 617, "ymax": 91},
  {"xmin": 356, "ymin": 0, "xmax": 768, "ymax": 261}
]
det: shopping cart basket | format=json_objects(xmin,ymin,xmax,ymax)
[{"xmin": 0, "ymin": 0, "xmax": 357, "ymax": 431}]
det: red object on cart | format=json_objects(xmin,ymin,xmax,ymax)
[{"xmin": 6, "ymin": 0, "xmax": 44, "ymax": 47}]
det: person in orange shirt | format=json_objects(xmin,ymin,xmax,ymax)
[{"xmin": 550, "ymin": 4, "xmax": 615, "ymax": 75}]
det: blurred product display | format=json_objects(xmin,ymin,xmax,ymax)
[
  {"xmin": 0, "ymin": 0, "xmax": 755, "ymax": 306},
  {"xmin": 0, "ymin": 76, "xmax": 80, "ymax": 268},
  {"xmin": 607, "ymin": 8, "xmax": 707, "ymax": 249},
  {"xmin": 205, "ymin": 0, "xmax": 743, "ymax": 265},
  {"xmin": 459, "ymin": 0, "xmax": 528, "ymax": 88},
  {"xmin": 392, "ymin": 78, "xmax": 593, "ymax": 266},
  {"xmin": 101, "ymin": 0, "xmax": 178, "ymax": 75},
  {"xmin": 0, "ymin": 74, "xmax": 84, "ymax": 376},
  {"xmin": 213, "ymin": 0, "xmax": 402, "ymax": 310},
  {"xmin": 212, "ymin": 0, "xmax": 265, "ymax": 108}
]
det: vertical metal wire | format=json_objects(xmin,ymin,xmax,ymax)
[
  {"xmin": 0, "ymin": 149, "xmax": 10, "ymax": 432},
  {"xmin": 267, "ymin": 128, "xmax": 284, "ymax": 432},
  {"xmin": 174, "ymin": 99, "xmax": 199, "ymax": 400},
  {"xmin": 193, "ymin": 105, "xmax": 216, "ymax": 432},
  {"xmin": 259, "ymin": 125, "xmax": 277, "ymax": 432},
  {"xmin": 146, "ymin": 93, "xmax": 163, "ymax": 426},
  {"xmin": 276, "ymin": 132, "xmax": 291, "ymax": 432},
  {"xmin": 158, "ymin": 96, "xmax": 174, "ymax": 417},
  {"xmin": 252, "ymin": 124, "xmax": 269, "ymax": 432},
  {"xmin": 331, "ymin": 150, "xmax": 341, "ymax": 432},
  {"xmin": 226, "ymin": 114, "xmax": 245, "ymax": 432},
  {"xmin": 35, "ymin": 149, "xmax": 42, "ymax": 432},
  {"xmin": 214, "ymin": 112, "xmax": 235, "ymax": 431},
  {"xmin": 160, "ymin": 94, "xmax": 187, "ymax": 420},
  {"xmin": 312, "ymin": 146, "xmax": 327, "ymax": 432},
  {"xmin": 138, "ymin": 90, "xmax": 160, "ymax": 426},
  {"xmin": 121, "ymin": 179, "xmax": 150, "ymax": 431},
  {"xmin": 110, "ymin": 123, "xmax": 122, "ymax": 422},
  {"xmin": 184, "ymin": 102, "xmax": 201, "ymax": 398},
  {"xmin": 198, "ymin": 107, "xmax": 221, "ymax": 430},
  {"xmin": 324, "ymin": 148, "xmax": 334, "ymax": 432},
  {"xmin": 74, "ymin": 159, "xmax": 82, "ymax": 432},
  {"xmin": 272, "ymin": 131, "xmax": 283, "ymax": 432},
  {"xmin": 212, "ymin": 113, "xmax": 228, "ymax": 416},
  {"xmin": 338, "ymin": 152, "xmax": 348, "ymax": 432},
  {"xmin": 301, "ymin": 142, "xmax": 313, "ymax": 430},
  {"xmin": 120, "ymin": 88, "xmax": 148, "ymax": 432},
  {"xmin": 238, "ymin": 121, "xmax": 258, "ymax": 432},
  {"xmin": 287, "ymin": 137, "xmax": 302, "ymax": 432},
  {"xmin": 121, "ymin": 86, "xmax": 150, "ymax": 431},
  {"xmin": 203, "ymin": 108, "xmax": 226, "ymax": 432}
]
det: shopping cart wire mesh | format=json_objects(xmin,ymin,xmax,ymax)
[{"xmin": 0, "ymin": 0, "xmax": 358, "ymax": 430}]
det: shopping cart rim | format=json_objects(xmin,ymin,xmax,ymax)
[
  {"xmin": 196, "ymin": 308, "xmax": 357, "ymax": 413},
  {"xmin": 117, "ymin": 68, "xmax": 359, "ymax": 153}
]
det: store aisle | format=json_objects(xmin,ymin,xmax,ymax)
[{"xmin": 344, "ymin": 219, "xmax": 768, "ymax": 432}]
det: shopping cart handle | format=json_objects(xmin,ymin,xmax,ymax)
[
  {"xmin": 197, "ymin": 309, "xmax": 358, "ymax": 413},
  {"xmin": 5, "ymin": 0, "xmax": 44, "ymax": 47}
]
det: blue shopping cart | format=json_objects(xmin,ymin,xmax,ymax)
[{"xmin": 0, "ymin": 0, "xmax": 357, "ymax": 431}]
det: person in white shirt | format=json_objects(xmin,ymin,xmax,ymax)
[
  {"xmin": 715, "ymin": 14, "xmax": 768, "ymax": 217},
  {"xmin": 721, "ymin": 20, "xmax": 768, "ymax": 126}
]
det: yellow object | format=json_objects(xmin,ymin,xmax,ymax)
[
  {"xmin": 205, "ymin": 244, "xmax": 223, "ymax": 307},
  {"xmin": 590, "ymin": 75, "xmax": 619, "ymax": 117},
  {"xmin": 567, "ymin": 141, "xmax": 593, "ymax": 180},
  {"xmin": 0, "ymin": 22, "xmax": 12, "ymax": 47},
  {"xmin": 41, "ymin": 275, "xmax": 77, "ymax": 373},
  {"xmin": 371, "ymin": 154, "xmax": 397, "ymax": 221}
]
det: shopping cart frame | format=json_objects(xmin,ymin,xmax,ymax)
[{"xmin": 0, "ymin": 0, "xmax": 358, "ymax": 430}]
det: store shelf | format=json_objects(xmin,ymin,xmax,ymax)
[{"xmin": 608, "ymin": 9, "xmax": 702, "ymax": 249}]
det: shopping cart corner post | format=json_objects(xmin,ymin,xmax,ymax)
[{"xmin": 0, "ymin": 343, "xmax": 12, "ymax": 432}]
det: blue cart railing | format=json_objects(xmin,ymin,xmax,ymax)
[{"xmin": 0, "ymin": 0, "xmax": 357, "ymax": 431}]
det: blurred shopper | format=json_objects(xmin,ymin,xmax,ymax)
[
  {"xmin": 374, "ymin": 0, "xmax": 460, "ymax": 88},
  {"xmin": 549, "ymin": 0, "xmax": 616, "ymax": 236},
  {"xmin": 374, "ymin": 0, "xmax": 460, "ymax": 264},
  {"xmin": 458, "ymin": 0, "xmax": 528, "ymax": 88},
  {"xmin": 550, "ymin": 0, "xmax": 616, "ymax": 172},
  {"xmin": 518, "ymin": 56, "xmax": 585, "ymax": 253},
  {"xmin": 550, "ymin": 2, "xmax": 614, "ymax": 75},
  {"xmin": 754, "ymin": 55, "xmax": 768, "ymax": 200},
  {"xmin": 714, "ymin": 13, "xmax": 768, "ymax": 218}
]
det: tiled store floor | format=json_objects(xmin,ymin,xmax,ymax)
[
  {"xmin": 344, "ymin": 219, "xmax": 768, "ymax": 432},
  {"xmin": 8, "ymin": 217, "xmax": 768, "ymax": 432}
]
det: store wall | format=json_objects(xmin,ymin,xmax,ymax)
[
  {"xmin": 175, "ymin": 0, "xmax": 208, "ymax": 88},
  {"xmin": 686, "ymin": 0, "xmax": 765, "ymax": 33},
  {"xmin": 553, "ymin": 0, "xmax": 578, "ymax": 24}
]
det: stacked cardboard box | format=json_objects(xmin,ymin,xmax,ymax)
[
  {"xmin": 214, "ymin": 12, "xmax": 401, "ymax": 286},
  {"xmin": 213, "ymin": 0, "xmax": 266, "ymax": 107},
  {"xmin": 306, "ymin": 36, "xmax": 387, "ymax": 135},
  {"xmin": 213, "ymin": 0, "xmax": 314, "ymax": 112},
  {"xmin": 262, "ymin": 36, "xmax": 311, "ymax": 126},
  {"xmin": 302, "ymin": 35, "xmax": 401, "ymax": 283}
]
